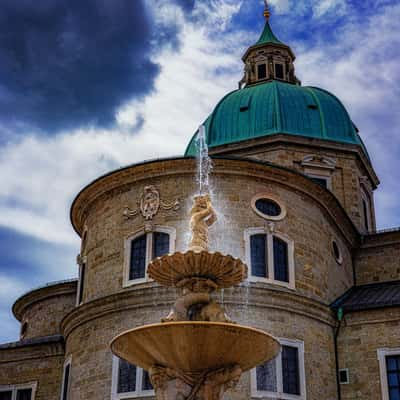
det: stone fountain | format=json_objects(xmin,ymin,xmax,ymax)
[{"xmin": 111, "ymin": 128, "xmax": 280, "ymax": 399}]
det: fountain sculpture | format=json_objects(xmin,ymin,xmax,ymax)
[{"xmin": 111, "ymin": 127, "xmax": 280, "ymax": 399}]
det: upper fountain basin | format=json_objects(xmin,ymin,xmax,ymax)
[{"xmin": 147, "ymin": 250, "xmax": 248, "ymax": 290}]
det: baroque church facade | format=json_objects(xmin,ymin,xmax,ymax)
[{"xmin": 1, "ymin": 6, "xmax": 400, "ymax": 400}]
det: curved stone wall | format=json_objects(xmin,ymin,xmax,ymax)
[
  {"xmin": 71, "ymin": 158, "xmax": 357, "ymax": 306},
  {"xmin": 12, "ymin": 280, "xmax": 77, "ymax": 340}
]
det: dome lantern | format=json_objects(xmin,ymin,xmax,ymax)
[{"xmin": 239, "ymin": 1, "xmax": 300, "ymax": 88}]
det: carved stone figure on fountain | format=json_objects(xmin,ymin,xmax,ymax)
[{"xmin": 189, "ymin": 194, "xmax": 217, "ymax": 252}]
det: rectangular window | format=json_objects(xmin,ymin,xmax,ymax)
[
  {"xmin": 0, "ymin": 384, "xmax": 36, "ymax": 400},
  {"xmin": 112, "ymin": 357, "xmax": 154, "ymax": 399},
  {"xmin": 129, "ymin": 235, "xmax": 147, "ymax": 280},
  {"xmin": 77, "ymin": 263, "xmax": 85, "ymax": 304},
  {"xmin": 282, "ymin": 346, "xmax": 300, "ymax": 395},
  {"xmin": 118, "ymin": 359, "xmax": 137, "ymax": 393},
  {"xmin": 362, "ymin": 199, "xmax": 370, "ymax": 231},
  {"xmin": 250, "ymin": 234, "xmax": 267, "ymax": 278},
  {"xmin": 257, "ymin": 64, "xmax": 267, "ymax": 80},
  {"xmin": 16, "ymin": 390, "xmax": 32, "ymax": 400},
  {"xmin": 273, "ymin": 237, "xmax": 289, "ymax": 283},
  {"xmin": 153, "ymin": 232, "xmax": 170, "ymax": 259},
  {"xmin": 61, "ymin": 358, "xmax": 71, "ymax": 400},
  {"xmin": 386, "ymin": 355, "xmax": 400, "ymax": 400},
  {"xmin": 253, "ymin": 340, "xmax": 305, "ymax": 399},
  {"xmin": 275, "ymin": 63, "xmax": 284, "ymax": 79},
  {"xmin": 126, "ymin": 230, "xmax": 173, "ymax": 286},
  {"xmin": 310, "ymin": 176, "xmax": 328, "ymax": 188}
]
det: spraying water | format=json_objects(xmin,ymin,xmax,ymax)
[{"xmin": 196, "ymin": 125, "xmax": 212, "ymax": 195}]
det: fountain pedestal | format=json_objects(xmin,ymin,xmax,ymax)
[{"xmin": 111, "ymin": 194, "xmax": 280, "ymax": 399}]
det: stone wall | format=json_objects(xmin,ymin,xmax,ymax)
[
  {"xmin": 355, "ymin": 230, "xmax": 400, "ymax": 284},
  {"xmin": 12, "ymin": 280, "xmax": 77, "ymax": 340},
  {"xmin": 337, "ymin": 307, "xmax": 400, "ymax": 400},
  {"xmin": 0, "ymin": 338, "xmax": 64, "ymax": 400},
  {"xmin": 62, "ymin": 284, "xmax": 337, "ymax": 400},
  {"xmin": 72, "ymin": 158, "xmax": 356, "ymax": 306},
  {"xmin": 209, "ymin": 137, "xmax": 378, "ymax": 234}
]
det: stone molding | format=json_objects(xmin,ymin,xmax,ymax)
[
  {"xmin": 70, "ymin": 157, "xmax": 360, "ymax": 248},
  {"xmin": 0, "ymin": 335, "xmax": 65, "ymax": 364},
  {"xmin": 61, "ymin": 282, "xmax": 336, "ymax": 340},
  {"xmin": 12, "ymin": 280, "xmax": 78, "ymax": 322},
  {"xmin": 361, "ymin": 229, "xmax": 400, "ymax": 249},
  {"xmin": 208, "ymin": 134, "xmax": 379, "ymax": 188}
]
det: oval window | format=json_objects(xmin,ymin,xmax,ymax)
[
  {"xmin": 255, "ymin": 199, "xmax": 281, "ymax": 217},
  {"xmin": 251, "ymin": 195, "xmax": 286, "ymax": 221}
]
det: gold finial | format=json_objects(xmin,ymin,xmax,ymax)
[{"xmin": 263, "ymin": 0, "xmax": 270, "ymax": 20}]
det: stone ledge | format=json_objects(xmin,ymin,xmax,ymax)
[
  {"xmin": 12, "ymin": 279, "xmax": 78, "ymax": 321},
  {"xmin": 61, "ymin": 282, "xmax": 336, "ymax": 340},
  {"xmin": 0, "ymin": 335, "xmax": 65, "ymax": 363}
]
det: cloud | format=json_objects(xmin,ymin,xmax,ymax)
[{"xmin": 0, "ymin": 0, "xmax": 166, "ymax": 135}]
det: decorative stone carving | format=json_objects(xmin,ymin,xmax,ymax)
[
  {"xmin": 189, "ymin": 194, "xmax": 217, "ymax": 252},
  {"xmin": 123, "ymin": 185, "xmax": 180, "ymax": 221},
  {"xmin": 149, "ymin": 364, "xmax": 242, "ymax": 400},
  {"xmin": 301, "ymin": 155, "xmax": 337, "ymax": 170}
]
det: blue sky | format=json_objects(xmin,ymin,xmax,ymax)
[{"xmin": 0, "ymin": 0, "xmax": 399, "ymax": 343}]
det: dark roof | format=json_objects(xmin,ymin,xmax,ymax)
[
  {"xmin": 0, "ymin": 334, "xmax": 64, "ymax": 350},
  {"xmin": 331, "ymin": 281, "xmax": 400, "ymax": 312}
]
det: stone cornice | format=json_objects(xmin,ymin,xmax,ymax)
[
  {"xmin": 70, "ymin": 157, "xmax": 360, "ymax": 248},
  {"xmin": 61, "ymin": 283, "xmax": 336, "ymax": 340},
  {"xmin": 208, "ymin": 134, "xmax": 380, "ymax": 188},
  {"xmin": 361, "ymin": 229, "xmax": 400, "ymax": 249},
  {"xmin": 0, "ymin": 335, "xmax": 64, "ymax": 364},
  {"xmin": 12, "ymin": 280, "xmax": 77, "ymax": 322}
]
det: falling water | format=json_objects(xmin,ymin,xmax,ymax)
[{"xmin": 196, "ymin": 125, "xmax": 212, "ymax": 195}]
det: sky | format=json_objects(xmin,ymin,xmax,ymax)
[{"xmin": 0, "ymin": 0, "xmax": 399, "ymax": 343}]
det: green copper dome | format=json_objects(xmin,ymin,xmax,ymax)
[{"xmin": 185, "ymin": 81, "xmax": 366, "ymax": 156}]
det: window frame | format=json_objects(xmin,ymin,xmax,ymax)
[
  {"xmin": 378, "ymin": 348, "xmax": 400, "ymax": 400},
  {"xmin": 306, "ymin": 173, "xmax": 332, "ymax": 190},
  {"xmin": 256, "ymin": 62, "xmax": 268, "ymax": 80},
  {"xmin": 245, "ymin": 228, "xmax": 295, "ymax": 289},
  {"xmin": 251, "ymin": 338, "xmax": 306, "ymax": 400},
  {"xmin": 274, "ymin": 61, "xmax": 286, "ymax": 80},
  {"xmin": 360, "ymin": 187, "xmax": 372, "ymax": 233},
  {"xmin": 60, "ymin": 356, "xmax": 72, "ymax": 400},
  {"xmin": 123, "ymin": 226, "xmax": 176, "ymax": 287},
  {"xmin": 111, "ymin": 356, "xmax": 154, "ymax": 399},
  {"xmin": 0, "ymin": 383, "xmax": 37, "ymax": 400},
  {"xmin": 76, "ymin": 260, "xmax": 86, "ymax": 306},
  {"xmin": 251, "ymin": 194, "xmax": 287, "ymax": 221}
]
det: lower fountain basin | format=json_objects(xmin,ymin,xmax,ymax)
[{"xmin": 111, "ymin": 321, "xmax": 280, "ymax": 373}]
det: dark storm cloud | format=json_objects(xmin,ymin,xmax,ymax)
[{"xmin": 0, "ymin": 0, "xmax": 167, "ymax": 133}]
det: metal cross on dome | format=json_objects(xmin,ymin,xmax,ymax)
[{"xmin": 263, "ymin": 0, "xmax": 271, "ymax": 20}]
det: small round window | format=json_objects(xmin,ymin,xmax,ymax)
[
  {"xmin": 332, "ymin": 241, "xmax": 342, "ymax": 264},
  {"xmin": 251, "ymin": 195, "xmax": 286, "ymax": 221}
]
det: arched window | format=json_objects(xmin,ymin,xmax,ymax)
[
  {"xmin": 245, "ymin": 228, "xmax": 295, "ymax": 288},
  {"xmin": 124, "ymin": 227, "xmax": 175, "ymax": 287}
]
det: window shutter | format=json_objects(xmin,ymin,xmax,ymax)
[
  {"xmin": 282, "ymin": 345, "xmax": 300, "ymax": 395},
  {"xmin": 16, "ymin": 389, "xmax": 32, "ymax": 400},
  {"xmin": 117, "ymin": 359, "xmax": 137, "ymax": 394},
  {"xmin": 273, "ymin": 237, "xmax": 289, "ymax": 282},
  {"xmin": 250, "ymin": 234, "xmax": 268, "ymax": 278},
  {"xmin": 152, "ymin": 232, "xmax": 170, "ymax": 259},
  {"xmin": 129, "ymin": 235, "xmax": 147, "ymax": 280}
]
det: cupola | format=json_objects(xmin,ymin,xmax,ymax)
[{"xmin": 239, "ymin": 1, "xmax": 300, "ymax": 88}]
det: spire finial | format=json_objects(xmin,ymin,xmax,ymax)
[{"xmin": 263, "ymin": 0, "xmax": 271, "ymax": 20}]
